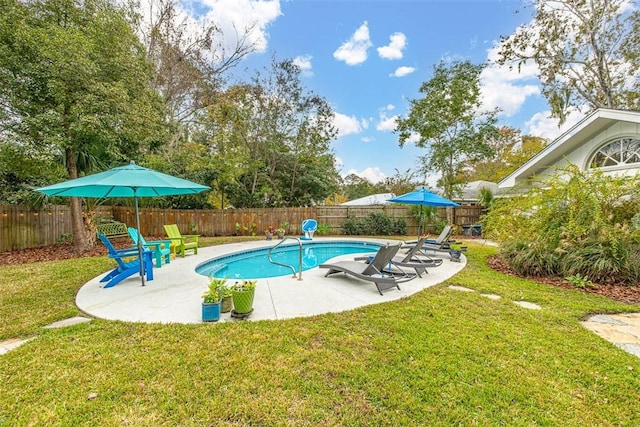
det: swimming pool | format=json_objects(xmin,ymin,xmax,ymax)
[{"xmin": 196, "ymin": 241, "xmax": 382, "ymax": 279}]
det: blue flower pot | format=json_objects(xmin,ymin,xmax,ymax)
[{"xmin": 202, "ymin": 301, "xmax": 221, "ymax": 322}]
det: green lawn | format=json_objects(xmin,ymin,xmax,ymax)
[{"xmin": 1, "ymin": 239, "xmax": 639, "ymax": 425}]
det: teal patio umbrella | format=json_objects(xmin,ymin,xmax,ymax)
[
  {"xmin": 36, "ymin": 161, "xmax": 210, "ymax": 285},
  {"xmin": 388, "ymin": 188, "xmax": 459, "ymax": 238}
]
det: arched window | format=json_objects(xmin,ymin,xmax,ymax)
[{"xmin": 589, "ymin": 138, "xmax": 640, "ymax": 169}]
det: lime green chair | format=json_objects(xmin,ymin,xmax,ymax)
[{"xmin": 163, "ymin": 224, "xmax": 199, "ymax": 257}]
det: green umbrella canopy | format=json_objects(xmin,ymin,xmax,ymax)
[
  {"xmin": 36, "ymin": 161, "xmax": 210, "ymax": 287},
  {"xmin": 36, "ymin": 161, "xmax": 210, "ymax": 198}
]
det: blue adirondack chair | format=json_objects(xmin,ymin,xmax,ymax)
[
  {"xmin": 97, "ymin": 234, "xmax": 154, "ymax": 288},
  {"xmin": 127, "ymin": 227, "xmax": 171, "ymax": 268}
]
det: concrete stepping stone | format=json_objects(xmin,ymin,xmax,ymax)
[
  {"xmin": 582, "ymin": 313, "xmax": 640, "ymax": 359},
  {"xmin": 43, "ymin": 316, "xmax": 92, "ymax": 329},
  {"xmin": 0, "ymin": 338, "xmax": 33, "ymax": 355},
  {"xmin": 617, "ymin": 343, "xmax": 640, "ymax": 357},
  {"xmin": 481, "ymin": 294, "xmax": 501, "ymax": 300},
  {"xmin": 514, "ymin": 301, "xmax": 541, "ymax": 310},
  {"xmin": 448, "ymin": 285, "xmax": 474, "ymax": 292},
  {"xmin": 588, "ymin": 314, "xmax": 626, "ymax": 325}
]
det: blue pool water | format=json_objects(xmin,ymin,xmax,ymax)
[{"xmin": 196, "ymin": 241, "xmax": 382, "ymax": 279}]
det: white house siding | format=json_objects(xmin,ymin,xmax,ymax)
[{"xmin": 506, "ymin": 118, "xmax": 640, "ymax": 185}]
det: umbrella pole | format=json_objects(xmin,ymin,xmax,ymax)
[
  {"xmin": 134, "ymin": 189, "xmax": 146, "ymax": 286},
  {"xmin": 417, "ymin": 204, "xmax": 423, "ymax": 240}
]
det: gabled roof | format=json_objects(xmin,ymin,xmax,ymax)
[
  {"xmin": 499, "ymin": 109, "xmax": 640, "ymax": 188},
  {"xmin": 457, "ymin": 180, "xmax": 498, "ymax": 201},
  {"xmin": 341, "ymin": 193, "xmax": 395, "ymax": 206}
]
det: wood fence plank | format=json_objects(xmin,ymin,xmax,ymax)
[{"xmin": 0, "ymin": 204, "xmax": 482, "ymax": 252}]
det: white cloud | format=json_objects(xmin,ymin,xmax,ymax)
[
  {"xmin": 377, "ymin": 32, "xmax": 406, "ymax": 60},
  {"xmin": 346, "ymin": 167, "xmax": 387, "ymax": 183},
  {"xmin": 292, "ymin": 54, "xmax": 313, "ymax": 76},
  {"xmin": 480, "ymin": 43, "xmax": 540, "ymax": 116},
  {"xmin": 390, "ymin": 66, "xmax": 416, "ymax": 78},
  {"xmin": 334, "ymin": 156, "xmax": 344, "ymax": 169},
  {"xmin": 524, "ymin": 109, "xmax": 583, "ymax": 140},
  {"xmin": 135, "ymin": 0, "xmax": 281, "ymax": 65},
  {"xmin": 403, "ymin": 132, "xmax": 421, "ymax": 146},
  {"xmin": 199, "ymin": 0, "xmax": 282, "ymax": 54},
  {"xmin": 333, "ymin": 112, "xmax": 363, "ymax": 138},
  {"xmin": 480, "ymin": 75, "xmax": 540, "ymax": 116},
  {"xmin": 376, "ymin": 112, "xmax": 398, "ymax": 132},
  {"xmin": 386, "ymin": 104, "xmax": 395, "ymax": 111},
  {"xmin": 333, "ymin": 22, "xmax": 373, "ymax": 66},
  {"xmin": 361, "ymin": 136, "xmax": 373, "ymax": 143}
]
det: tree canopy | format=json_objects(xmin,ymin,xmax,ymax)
[
  {"xmin": 0, "ymin": 0, "xmax": 168, "ymax": 251},
  {"xmin": 465, "ymin": 127, "xmax": 548, "ymax": 183},
  {"xmin": 395, "ymin": 60, "xmax": 499, "ymax": 200},
  {"xmin": 498, "ymin": 0, "xmax": 640, "ymax": 122}
]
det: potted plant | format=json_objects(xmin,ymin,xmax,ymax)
[
  {"xmin": 277, "ymin": 221, "xmax": 289, "ymax": 239},
  {"xmin": 265, "ymin": 225, "xmax": 275, "ymax": 240},
  {"xmin": 215, "ymin": 279, "xmax": 233, "ymax": 313},
  {"xmin": 231, "ymin": 279, "xmax": 257, "ymax": 316},
  {"xmin": 202, "ymin": 279, "xmax": 223, "ymax": 322},
  {"xmin": 447, "ymin": 241, "xmax": 467, "ymax": 262}
]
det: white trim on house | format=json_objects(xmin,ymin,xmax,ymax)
[{"xmin": 499, "ymin": 108, "xmax": 640, "ymax": 189}]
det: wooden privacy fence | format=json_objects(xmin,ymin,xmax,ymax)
[{"xmin": 0, "ymin": 204, "xmax": 482, "ymax": 252}]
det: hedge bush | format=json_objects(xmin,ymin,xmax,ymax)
[
  {"xmin": 483, "ymin": 165, "xmax": 640, "ymax": 284},
  {"xmin": 341, "ymin": 212, "xmax": 407, "ymax": 236}
]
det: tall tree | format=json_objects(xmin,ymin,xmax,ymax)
[
  {"xmin": 342, "ymin": 174, "xmax": 380, "ymax": 201},
  {"xmin": 199, "ymin": 58, "xmax": 339, "ymax": 207},
  {"xmin": 498, "ymin": 0, "xmax": 640, "ymax": 122},
  {"xmin": 131, "ymin": 0, "xmax": 258, "ymax": 146},
  {"xmin": 395, "ymin": 60, "xmax": 499, "ymax": 201},
  {"xmin": 380, "ymin": 168, "xmax": 419, "ymax": 196},
  {"xmin": 466, "ymin": 127, "xmax": 548, "ymax": 183},
  {"xmin": 0, "ymin": 0, "xmax": 167, "ymax": 252}
]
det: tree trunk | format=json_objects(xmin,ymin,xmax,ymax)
[{"xmin": 66, "ymin": 148, "xmax": 92, "ymax": 253}]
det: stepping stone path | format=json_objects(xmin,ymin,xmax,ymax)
[
  {"xmin": 0, "ymin": 316, "xmax": 92, "ymax": 356},
  {"xmin": 447, "ymin": 284, "xmax": 640, "ymax": 359},
  {"xmin": 448, "ymin": 285, "xmax": 474, "ymax": 292},
  {"xmin": 582, "ymin": 313, "xmax": 640, "ymax": 358},
  {"xmin": 513, "ymin": 301, "xmax": 542, "ymax": 310},
  {"xmin": 43, "ymin": 316, "xmax": 92, "ymax": 329},
  {"xmin": 448, "ymin": 285, "xmax": 539, "ymax": 308},
  {"xmin": 0, "ymin": 338, "xmax": 33, "ymax": 355}
]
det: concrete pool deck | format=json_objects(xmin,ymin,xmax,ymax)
[{"xmin": 75, "ymin": 237, "xmax": 467, "ymax": 323}]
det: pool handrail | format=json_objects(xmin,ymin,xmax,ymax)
[{"xmin": 268, "ymin": 237, "xmax": 303, "ymax": 280}]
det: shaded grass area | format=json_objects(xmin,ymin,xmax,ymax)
[{"xmin": 1, "ymin": 241, "xmax": 640, "ymax": 425}]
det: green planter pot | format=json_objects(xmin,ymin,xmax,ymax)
[
  {"xmin": 202, "ymin": 301, "xmax": 221, "ymax": 322},
  {"xmin": 232, "ymin": 288, "xmax": 255, "ymax": 314},
  {"xmin": 221, "ymin": 296, "xmax": 233, "ymax": 313}
]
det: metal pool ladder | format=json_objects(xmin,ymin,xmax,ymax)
[{"xmin": 267, "ymin": 236, "xmax": 303, "ymax": 280}]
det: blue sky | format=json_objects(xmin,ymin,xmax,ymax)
[{"xmin": 177, "ymin": 0, "xmax": 585, "ymax": 185}]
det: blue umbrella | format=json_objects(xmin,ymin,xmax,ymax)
[
  {"xmin": 36, "ymin": 161, "xmax": 210, "ymax": 285},
  {"xmin": 388, "ymin": 188, "xmax": 459, "ymax": 238}
]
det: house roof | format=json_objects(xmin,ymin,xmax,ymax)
[
  {"xmin": 499, "ymin": 108, "xmax": 640, "ymax": 188},
  {"xmin": 456, "ymin": 180, "xmax": 498, "ymax": 201},
  {"xmin": 341, "ymin": 193, "xmax": 395, "ymax": 206}
]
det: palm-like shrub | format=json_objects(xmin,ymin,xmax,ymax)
[{"xmin": 484, "ymin": 165, "xmax": 640, "ymax": 283}]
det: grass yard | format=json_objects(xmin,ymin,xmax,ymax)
[{"xmin": 1, "ymin": 240, "xmax": 639, "ymax": 425}]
